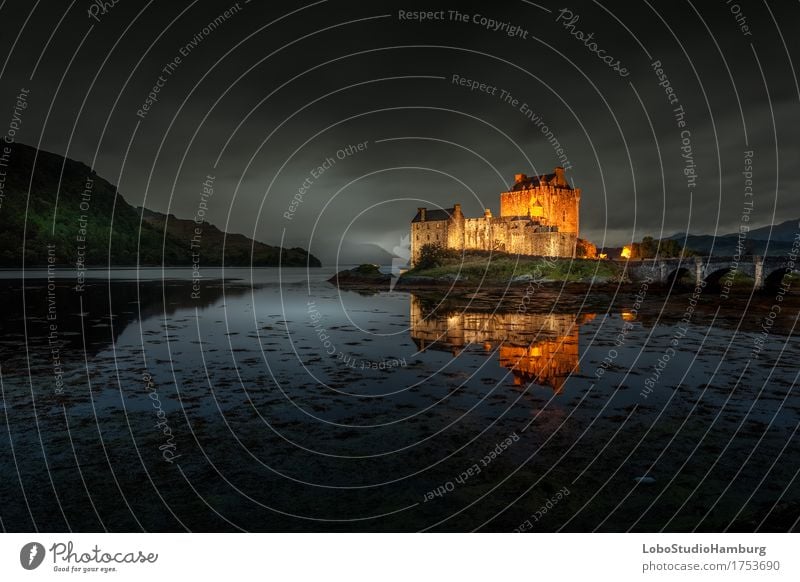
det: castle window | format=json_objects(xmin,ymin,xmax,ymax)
[
  {"xmin": 531, "ymin": 198, "xmax": 544, "ymax": 218},
  {"xmin": 562, "ymin": 211, "xmax": 566, "ymax": 222},
  {"xmin": 427, "ymin": 234, "xmax": 430, "ymax": 241}
]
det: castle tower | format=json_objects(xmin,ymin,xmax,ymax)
[
  {"xmin": 499, "ymin": 167, "xmax": 580, "ymax": 235},
  {"xmin": 410, "ymin": 205, "xmax": 459, "ymax": 265},
  {"xmin": 409, "ymin": 168, "xmax": 581, "ymax": 265}
]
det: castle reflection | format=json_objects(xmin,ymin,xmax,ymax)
[{"xmin": 409, "ymin": 295, "xmax": 595, "ymax": 393}]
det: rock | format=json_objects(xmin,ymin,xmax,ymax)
[
  {"xmin": 350, "ymin": 263, "xmax": 382, "ymax": 275},
  {"xmin": 583, "ymin": 276, "xmax": 611, "ymax": 284},
  {"xmin": 394, "ymin": 275, "xmax": 435, "ymax": 284},
  {"xmin": 327, "ymin": 264, "xmax": 391, "ymax": 288},
  {"xmin": 438, "ymin": 273, "xmax": 466, "ymax": 282},
  {"xmin": 633, "ymin": 476, "xmax": 656, "ymax": 485}
]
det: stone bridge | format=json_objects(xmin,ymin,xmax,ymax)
[{"xmin": 620, "ymin": 255, "xmax": 796, "ymax": 292}]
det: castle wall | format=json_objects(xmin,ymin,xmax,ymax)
[
  {"xmin": 496, "ymin": 224, "xmax": 577, "ymax": 257},
  {"xmin": 412, "ymin": 217, "xmax": 577, "ymax": 264},
  {"xmin": 463, "ymin": 217, "xmax": 493, "ymax": 250},
  {"xmin": 446, "ymin": 214, "xmax": 465, "ymax": 251},
  {"xmin": 499, "ymin": 185, "xmax": 580, "ymax": 233},
  {"xmin": 463, "ymin": 217, "xmax": 576, "ymax": 257},
  {"xmin": 500, "ymin": 189, "xmax": 537, "ymax": 217},
  {"xmin": 411, "ymin": 219, "xmax": 449, "ymax": 264},
  {"xmin": 409, "ymin": 169, "xmax": 580, "ymax": 266},
  {"xmin": 552, "ymin": 188, "xmax": 580, "ymax": 234}
]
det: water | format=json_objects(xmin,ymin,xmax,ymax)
[{"xmin": 0, "ymin": 268, "xmax": 798, "ymax": 531}]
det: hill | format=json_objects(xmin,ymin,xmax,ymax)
[
  {"xmin": 138, "ymin": 208, "xmax": 319, "ymax": 267},
  {"xmin": 0, "ymin": 143, "xmax": 320, "ymax": 267},
  {"xmin": 666, "ymin": 230, "xmax": 797, "ymax": 256},
  {"xmin": 724, "ymin": 218, "xmax": 799, "ymax": 243}
]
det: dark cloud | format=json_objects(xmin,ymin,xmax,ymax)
[{"xmin": 0, "ymin": 0, "xmax": 797, "ymax": 263}]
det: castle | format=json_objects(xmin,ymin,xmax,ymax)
[
  {"xmin": 410, "ymin": 167, "xmax": 580, "ymax": 265},
  {"xmin": 409, "ymin": 295, "xmax": 594, "ymax": 393}
]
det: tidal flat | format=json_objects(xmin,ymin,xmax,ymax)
[{"xmin": 0, "ymin": 267, "xmax": 797, "ymax": 531}]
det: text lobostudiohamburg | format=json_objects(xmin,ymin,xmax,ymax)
[{"xmin": 642, "ymin": 543, "xmax": 766, "ymax": 557}]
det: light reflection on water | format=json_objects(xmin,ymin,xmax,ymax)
[{"xmin": 0, "ymin": 269, "xmax": 797, "ymax": 532}]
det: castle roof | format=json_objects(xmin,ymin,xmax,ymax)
[
  {"xmin": 509, "ymin": 168, "xmax": 572, "ymax": 191},
  {"xmin": 411, "ymin": 207, "xmax": 456, "ymax": 222}
]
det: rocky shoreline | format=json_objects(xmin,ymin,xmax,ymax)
[{"xmin": 327, "ymin": 263, "xmax": 798, "ymax": 302}]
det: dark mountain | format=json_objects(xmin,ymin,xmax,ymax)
[
  {"xmin": 138, "ymin": 207, "xmax": 321, "ymax": 268},
  {"xmin": 0, "ymin": 142, "xmax": 320, "ymax": 267},
  {"xmin": 724, "ymin": 218, "xmax": 799, "ymax": 243},
  {"xmin": 337, "ymin": 241, "xmax": 399, "ymax": 265},
  {"xmin": 665, "ymin": 219, "xmax": 799, "ymax": 256}
]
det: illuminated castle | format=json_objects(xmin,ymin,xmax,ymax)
[
  {"xmin": 410, "ymin": 168, "xmax": 580, "ymax": 265},
  {"xmin": 409, "ymin": 296, "xmax": 594, "ymax": 393}
]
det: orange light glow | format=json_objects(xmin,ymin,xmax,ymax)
[{"xmin": 621, "ymin": 246, "xmax": 632, "ymax": 259}]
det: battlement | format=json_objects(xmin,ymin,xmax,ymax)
[{"xmin": 410, "ymin": 169, "xmax": 580, "ymax": 265}]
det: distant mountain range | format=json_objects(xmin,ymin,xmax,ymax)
[
  {"xmin": 0, "ymin": 143, "xmax": 320, "ymax": 267},
  {"xmin": 665, "ymin": 218, "xmax": 799, "ymax": 255},
  {"xmin": 339, "ymin": 242, "xmax": 397, "ymax": 265}
]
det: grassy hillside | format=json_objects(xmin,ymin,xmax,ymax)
[
  {"xmin": 403, "ymin": 249, "xmax": 621, "ymax": 282},
  {"xmin": 140, "ymin": 208, "xmax": 320, "ymax": 267},
  {"xmin": 0, "ymin": 143, "xmax": 320, "ymax": 267}
]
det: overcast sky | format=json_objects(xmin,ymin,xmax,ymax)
[{"xmin": 1, "ymin": 0, "xmax": 797, "ymax": 264}]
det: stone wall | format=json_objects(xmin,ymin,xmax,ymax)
[
  {"xmin": 466, "ymin": 217, "xmax": 577, "ymax": 257},
  {"xmin": 411, "ymin": 216, "xmax": 577, "ymax": 264},
  {"xmin": 446, "ymin": 210, "xmax": 465, "ymax": 251},
  {"xmin": 463, "ymin": 217, "xmax": 494, "ymax": 250},
  {"xmin": 411, "ymin": 219, "xmax": 450, "ymax": 264},
  {"xmin": 409, "ymin": 169, "xmax": 581, "ymax": 265},
  {"xmin": 498, "ymin": 226, "xmax": 577, "ymax": 257},
  {"xmin": 499, "ymin": 185, "xmax": 580, "ymax": 234}
]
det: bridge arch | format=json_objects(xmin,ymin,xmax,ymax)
[
  {"xmin": 665, "ymin": 267, "xmax": 692, "ymax": 287},
  {"xmin": 704, "ymin": 267, "xmax": 735, "ymax": 289},
  {"xmin": 763, "ymin": 267, "xmax": 794, "ymax": 293}
]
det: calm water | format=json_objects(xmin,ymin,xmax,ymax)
[{"xmin": 0, "ymin": 267, "xmax": 797, "ymax": 531}]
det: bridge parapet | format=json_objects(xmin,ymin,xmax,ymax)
[{"xmin": 613, "ymin": 254, "xmax": 793, "ymax": 291}]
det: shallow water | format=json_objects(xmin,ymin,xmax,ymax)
[{"xmin": 0, "ymin": 268, "xmax": 797, "ymax": 531}]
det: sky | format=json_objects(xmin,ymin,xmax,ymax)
[{"xmin": 0, "ymin": 0, "xmax": 797, "ymax": 264}]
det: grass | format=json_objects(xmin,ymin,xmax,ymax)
[
  {"xmin": 352, "ymin": 263, "xmax": 382, "ymax": 275},
  {"xmin": 782, "ymin": 273, "xmax": 800, "ymax": 285},
  {"xmin": 402, "ymin": 251, "xmax": 621, "ymax": 283}
]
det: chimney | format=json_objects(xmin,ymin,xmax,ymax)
[
  {"xmin": 418, "ymin": 207, "xmax": 426, "ymax": 221},
  {"xmin": 484, "ymin": 208, "xmax": 492, "ymax": 218},
  {"xmin": 554, "ymin": 166, "xmax": 566, "ymax": 185},
  {"xmin": 453, "ymin": 203, "xmax": 462, "ymax": 216},
  {"xmin": 514, "ymin": 173, "xmax": 527, "ymax": 184}
]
